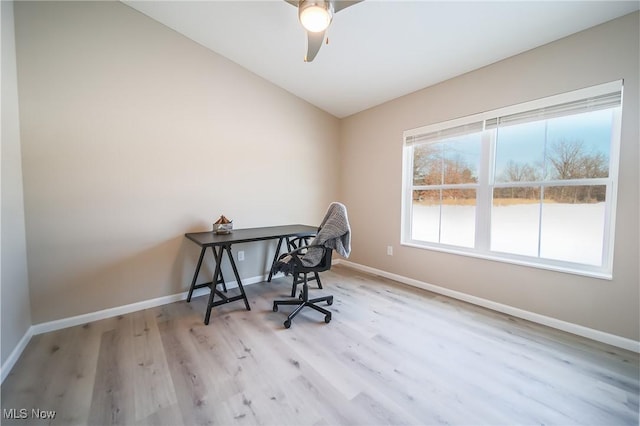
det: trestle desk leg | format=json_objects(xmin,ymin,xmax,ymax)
[
  {"xmin": 226, "ymin": 245, "xmax": 251, "ymax": 311},
  {"xmin": 204, "ymin": 245, "xmax": 225, "ymax": 325},
  {"xmin": 267, "ymin": 236, "xmax": 286, "ymax": 282},
  {"xmin": 214, "ymin": 246, "xmax": 228, "ymax": 292},
  {"xmin": 187, "ymin": 246, "xmax": 206, "ymax": 302}
]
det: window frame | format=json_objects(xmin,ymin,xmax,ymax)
[{"xmin": 401, "ymin": 81, "xmax": 623, "ymax": 279}]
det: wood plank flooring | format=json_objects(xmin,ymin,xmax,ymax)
[{"xmin": 2, "ymin": 265, "xmax": 638, "ymax": 425}]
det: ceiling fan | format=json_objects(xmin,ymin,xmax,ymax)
[{"xmin": 285, "ymin": 0, "xmax": 363, "ymax": 62}]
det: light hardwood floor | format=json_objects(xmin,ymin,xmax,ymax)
[{"xmin": 2, "ymin": 265, "xmax": 639, "ymax": 425}]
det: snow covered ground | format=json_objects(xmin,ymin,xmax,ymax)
[{"xmin": 411, "ymin": 202, "xmax": 605, "ymax": 265}]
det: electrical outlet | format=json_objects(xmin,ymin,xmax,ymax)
[
  {"xmin": 238, "ymin": 250, "xmax": 245, "ymax": 261},
  {"xmin": 387, "ymin": 246, "xmax": 393, "ymax": 256}
]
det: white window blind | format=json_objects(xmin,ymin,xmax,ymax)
[
  {"xmin": 405, "ymin": 121, "xmax": 483, "ymax": 146},
  {"xmin": 485, "ymin": 91, "xmax": 622, "ymax": 129},
  {"xmin": 404, "ymin": 81, "xmax": 623, "ymax": 145}
]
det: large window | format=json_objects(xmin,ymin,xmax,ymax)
[{"xmin": 402, "ymin": 81, "xmax": 622, "ymax": 278}]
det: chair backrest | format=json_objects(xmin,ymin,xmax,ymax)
[
  {"xmin": 311, "ymin": 202, "xmax": 351, "ymax": 260},
  {"xmin": 292, "ymin": 202, "xmax": 349, "ymax": 271},
  {"xmin": 287, "ymin": 236, "xmax": 313, "ymax": 251},
  {"xmin": 298, "ymin": 247, "xmax": 333, "ymax": 273},
  {"xmin": 317, "ymin": 248, "xmax": 333, "ymax": 271}
]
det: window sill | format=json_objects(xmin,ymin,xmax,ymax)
[{"xmin": 400, "ymin": 241, "xmax": 613, "ymax": 281}]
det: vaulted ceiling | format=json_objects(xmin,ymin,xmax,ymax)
[{"xmin": 123, "ymin": 1, "xmax": 639, "ymax": 118}]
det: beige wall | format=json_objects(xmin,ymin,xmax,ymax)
[
  {"xmin": 14, "ymin": 1, "xmax": 340, "ymax": 324},
  {"xmin": 1, "ymin": 1, "xmax": 32, "ymax": 367},
  {"xmin": 340, "ymin": 12, "xmax": 640, "ymax": 341}
]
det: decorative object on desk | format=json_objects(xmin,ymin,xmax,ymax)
[{"xmin": 213, "ymin": 215, "xmax": 233, "ymax": 234}]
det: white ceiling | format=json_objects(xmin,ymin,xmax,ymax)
[{"xmin": 123, "ymin": 1, "xmax": 639, "ymax": 118}]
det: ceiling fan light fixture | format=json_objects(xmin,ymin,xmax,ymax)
[{"xmin": 299, "ymin": 1, "xmax": 332, "ymax": 33}]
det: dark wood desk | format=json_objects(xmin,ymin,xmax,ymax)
[{"xmin": 185, "ymin": 224, "xmax": 317, "ymax": 324}]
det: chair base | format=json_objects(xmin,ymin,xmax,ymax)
[
  {"xmin": 273, "ymin": 294, "xmax": 333, "ymax": 328},
  {"xmin": 291, "ymin": 271, "xmax": 322, "ymax": 297}
]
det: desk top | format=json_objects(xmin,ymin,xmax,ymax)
[{"xmin": 185, "ymin": 224, "xmax": 317, "ymax": 247}]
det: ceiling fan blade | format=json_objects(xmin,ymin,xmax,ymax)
[
  {"xmin": 304, "ymin": 30, "xmax": 326, "ymax": 62},
  {"xmin": 331, "ymin": 0, "xmax": 363, "ymax": 13},
  {"xmin": 285, "ymin": 0, "xmax": 362, "ymax": 61}
]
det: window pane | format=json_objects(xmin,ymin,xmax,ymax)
[
  {"xmin": 545, "ymin": 110, "xmax": 612, "ymax": 180},
  {"xmin": 411, "ymin": 190, "xmax": 440, "ymax": 242},
  {"xmin": 491, "ymin": 188, "xmax": 540, "ymax": 257},
  {"xmin": 540, "ymin": 186, "xmax": 606, "ymax": 265},
  {"xmin": 413, "ymin": 143, "xmax": 443, "ymax": 185},
  {"xmin": 494, "ymin": 122, "xmax": 546, "ymax": 183},
  {"xmin": 495, "ymin": 108, "xmax": 614, "ymax": 183},
  {"xmin": 442, "ymin": 133, "xmax": 481, "ymax": 184},
  {"xmin": 441, "ymin": 189, "xmax": 476, "ymax": 248},
  {"xmin": 413, "ymin": 132, "xmax": 481, "ymax": 186}
]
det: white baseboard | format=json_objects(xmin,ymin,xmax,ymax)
[
  {"xmin": 31, "ymin": 273, "xmax": 272, "ymax": 336},
  {"xmin": 337, "ymin": 260, "xmax": 640, "ymax": 353},
  {"xmin": 1, "ymin": 326, "xmax": 33, "ymax": 384}
]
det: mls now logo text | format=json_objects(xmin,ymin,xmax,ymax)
[{"xmin": 3, "ymin": 408, "xmax": 57, "ymax": 420}]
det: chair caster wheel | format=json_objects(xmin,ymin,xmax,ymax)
[
  {"xmin": 272, "ymin": 303, "xmax": 278, "ymax": 312},
  {"xmin": 324, "ymin": 314, "xmax": 331, "ymax": 324},
  {"xmin": 327, "ymin": 296, "xmax": 333, "ymax": 306},
  {"xmin": 284, "ymin": 320, "xmax": 291, "ymax": 329}
]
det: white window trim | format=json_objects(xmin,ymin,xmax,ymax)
[{"xmin": 401, "ymin": 81, "xmax": 623, "ymax": 280}]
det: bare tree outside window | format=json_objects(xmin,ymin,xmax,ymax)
[{"xmin": 546, "ymin": 139, "xmax": 608, "ymax": 203}]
